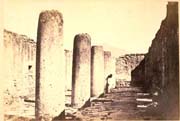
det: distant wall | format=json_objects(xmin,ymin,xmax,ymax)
[
  {"xmin": 115, "ymin": 54, "xmax": 144, "ymax": 82},
  {"xmin": 3, "ymin": 30, "xmax": 36, "ymax": 112},
  {"xmin": 131, "ymin": 2, "xmax": 179, "ymax": 119}
]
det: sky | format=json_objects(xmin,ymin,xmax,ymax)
[{"xmin": 3, "ymin": 0, "xmax": 177, "ymax": 53}]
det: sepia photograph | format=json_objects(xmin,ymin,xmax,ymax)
[{"xmin": 0, "ymin": 0, "xmax": 179, "ymax": 120}]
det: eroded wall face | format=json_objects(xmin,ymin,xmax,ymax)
[
  {"xmin": 131, "ymin": 2, "xmax": 179, "ymax": 119},
  {"xmin": 116, "ymin": 54, "xmax": 144, "ymax": 82},
  {"xmin": 3, "ymin": 30, "xmax": 36, "ymax": 114}
]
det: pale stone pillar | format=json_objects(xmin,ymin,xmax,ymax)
[
  {"xmin": 91, "ymin": 46, "xmax": 104, "ymax": 97},
  {"xmin": 104, "ymin": 51, "xmax": 116, "ymax": 92},
  {"xmin": 35, "ymin": 10, "xmax": 65, "ymax": 121},
  {"xmin": 71, "ymin": 33, "xmax": 91, "ymax": 108},
  {"xmin": 64, "ymin": 50, "xmax": 72, "ymax": 91},
  {"xmin": 111, "ymin": 57, "xmax": 116, "ymax": 88}
]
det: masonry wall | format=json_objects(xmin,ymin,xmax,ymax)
[
  {"xmin": 131, "ymin": 2, "xmax": 179, "ymax": 119},
  {"xmin": 131, "ymin": 59, "xmax": 145, "ymax": 86},
  {"xmin": 3, "ymin": 30, "xmax": 36, "ymax": 113},
  {"xmin": 116, "ymin": 54, "xmax": 144, "ymax": 82}
]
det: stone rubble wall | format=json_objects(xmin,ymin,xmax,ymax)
[
  {"xmin": 3, "ymin": 30, "xmax": 36, "ymax": 113},
  {"xmin": 115, "ymin": 54, "xmax": 145, "ymax": 82},
  {"xmin": 131, "ymin": 2, "xmax": 179, "ymax": 119}
]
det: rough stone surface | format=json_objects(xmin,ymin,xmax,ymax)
[
  {"xmin": 35, "ymin": 10, "xmax": 65, "ymax": 120},
  {"xmin": 91, "ymin": 46, "xmax": 104, "ymax": 97},
  {"xmin": 132, "ymin": 2, "xmax": 179, "ymax": 119},
  {"xmin": 71, "ymin": 33, "xmax": 91, "ymax": 108},
  {"xmin": 3, "ymin": 30, "xmax": 36, "ymax": 117},
  {"xmin": 116, "ymin": 54, "xmax": 145, "ymax": 82}
]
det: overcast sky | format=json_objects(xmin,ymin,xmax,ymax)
[{"xmin": 4, "ymin": 0, "xmax": 175, "ymax": 53}]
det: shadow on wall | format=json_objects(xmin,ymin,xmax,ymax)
[{"xmin": 131, "ymin": 2, "xmax": 179, "ymax": 120}]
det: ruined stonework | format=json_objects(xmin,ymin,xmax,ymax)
[
  {"xmin": 91, "ymin": 46, "xmax": 104, "ymax": 97},
  {"xmin": 35, "ymin": 10, "xmax": 65, "ymax": 120},
  {"xmin": 116, "ymin": 54, "xmax": 144, "ymax": 82},
  {"xmin": 3, "ymin": 30, "xmax": 36, "ymax": 114},
  {"xmin": 132, "ymin": 2, "xmax": 179, "ymax": 119},
  {"xmin": 71, "ymin": 33, "xmax": 91, "ymax": 107}
]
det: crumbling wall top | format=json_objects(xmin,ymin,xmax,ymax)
[{"xmin": 4, "ymin": 29, "xmax": 36, "ymax": 45}]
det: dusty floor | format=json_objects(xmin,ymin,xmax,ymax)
[{"xmin": 5, "ymin": 86, "xmax": 164, "ymax": 121}]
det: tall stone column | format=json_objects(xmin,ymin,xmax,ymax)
[
  {"xmin": 35, "ymin": 10, "xmax": 65, "ymax": 121},
  {"xmin": 64, "ymin": 50, "xmax": 72, "ymax": 91},
  {"xmin": 104, "ymin": 51, "xmax": 116, "ymax": 91},
  {"xmin": 91, "ymin": 46, "xmax": 104, "ymax": 97},
  {"xmin": 111, "ymin": 57, "xmax": 116, "ymax": 88},
  {"xmin": 71, "ymin": 33, "xmax": 91, "ymax": 108},
  {"xmin": 64, "ymin": 49, "xmax": 72, "ymax": 105}
]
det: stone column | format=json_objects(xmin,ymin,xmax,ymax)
[
  {"xmin": 64, "ymin": 50, "xmax": 72, "ymax": 91},
  {"xmin": 104, "ymin": 51, "xmax": 116, "ymax": 92},
  {"xmin": 71, "ymin": 33, "xmax": 91, "ymax": 108},
  {"xmin": 35, "ymin": 10, "xmax": 65, "ymax": 121},
  {"xmin": 64, "ymin": 50, "xmax": 72, "ymax": 105},
  {"xmin": 111, "ymin": 57, "xmax": 116, "ymax": 88},
  {"xmin": 91, "ymin": 46, "xmax": 104, "ymax": 97}
]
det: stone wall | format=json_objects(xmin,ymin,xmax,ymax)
[
  {"xmin": 131, "ymin": 59, "xmax": 145, "ymax": 86},
  {"xmin": 131, "ymin": 2, "xmax": 179, "ymax": 119},
  {"xmin": 116, "ymin": 54, "xmax": 144, "ymax": 82},
  {"xmin": 3, "ymin": 30, "xmax": 36, "ymax": 113}
]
